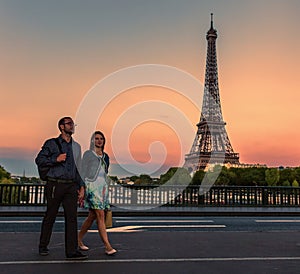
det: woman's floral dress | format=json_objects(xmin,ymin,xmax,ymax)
[{"xmin": 84, "ymin": 154, "xmax": 110, "ymax": 210}]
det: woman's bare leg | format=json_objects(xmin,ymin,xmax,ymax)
[
  {"xmin": 78, "ymin": 210, "xmax": 96, "ymax": 246},
  {"xmin": 94, "ymin": 209, "xmax": 114, "ymax": 251}
]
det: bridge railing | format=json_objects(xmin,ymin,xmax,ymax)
[{"xmin": 1, "ymin": 183, "xmax": 300, "ymax": 207}]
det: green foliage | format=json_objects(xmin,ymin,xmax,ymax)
[
  {"xmin": 265, "ymin": 168, "xmax": 280, "ymax": 186},
  {"xmin": 139, "ymin": 174, "xmax": 153, "ymax": 185},
  {"xmin": 282, "ymin": 180, "xmax": 290, "ymax": 187},
  {"xmin": 0, "ymin": 165, "xmax": 11, "ymax": 180},
  {"xmin": 294, "ymin": 168, "xmax": 300, "ymax": 182},
  {"xmin": 127, "ymin": 166, "xmax": 300, "ymax": 187},
  {"xmin": 159, "ymin": 167, "xmax": 179, "ymax": 184},
  {"xmin": 134, "ymin": 178, "xmax": 141, "ymax": 185},
  {"xmin": 191, "ymin": 169, "xmax": 205, "ymax": 185},
  {"xmin": 279, "ymin": 169, "xmax": 295, "ymax": 185},
  {"xmin": 227, "ymin": 167, "xmax": 266, "ymax": 186},
  {"xmin": 0, "ymin": 165, "xmax": 14, "ymax": 184},
  {"xmin": 0, "ymin": 178, "xmax": 15, "ymax": 184},
  {"xmin": 126, "ymin": 174, "xmax": 153, "ymax": 186},
  {"xmin": 292, "ymin": 180, "xmax": 299, "ymax": 187},
  {"xmin": 214, "ymin": 166, "xmax": 231, "ymax": 185},
  {"xmin": 189, "ymin": 166, "xmax": 300, "ymax": 187},
  {"xmin": 130, "ymin": 175, "xmax": 139, "ymax": 182},
  {"xmin": 0, "ymin": 166, "xmax": 44, "ymax": 184},
  {"xmin": 159, "ymin": 167, "xmax": 191, "ymax": 186},
  {"xmin": 108, "ymin": 176, "xmax": 118, "ymax": 182}
]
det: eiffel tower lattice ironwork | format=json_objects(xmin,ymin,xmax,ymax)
[{"xmin": 184, "ymin": 14, "xmax": 239, "ymax": 172}]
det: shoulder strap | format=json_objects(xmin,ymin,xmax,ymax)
[{"xmin": 54, "ymin": 138, "xmax": 63, "ymax": 153}]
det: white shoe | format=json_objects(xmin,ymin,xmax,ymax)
[
  {"xmin": 78, "ymin": 242, "xmax": 89, "ymax": 251},
  {"xmin": 105, "ymin": 248, "xmax": 117, "ymax": 255}
]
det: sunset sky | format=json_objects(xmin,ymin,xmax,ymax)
[{"xmin": 1, "ymin": 0, "xmax": 300, "ymax": 177}]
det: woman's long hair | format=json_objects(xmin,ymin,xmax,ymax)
[{"xmin": 89, "ymin": 131, "xmax": 106, "ymax": 151}]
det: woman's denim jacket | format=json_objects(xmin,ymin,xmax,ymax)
[{"xmin": 81, "ymin": 150, "xmax": 110, "ymax": 182}]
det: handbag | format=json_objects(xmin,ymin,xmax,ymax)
[{"xmin": 105, "ymin": 209, "xmax": 113, "ymax": 228}]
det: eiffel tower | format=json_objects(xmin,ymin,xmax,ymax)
[{"xmin": 184, "ymin": 14, "xmax": 239, "ymax": 172}]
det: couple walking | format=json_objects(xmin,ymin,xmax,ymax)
[{"xmin": 35, "ymin": 116, "xmax": 116, "ymax": 260}]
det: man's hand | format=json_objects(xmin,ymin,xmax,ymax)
[
  {"xmin": 56, "ymin": 153, "xmax": 67, "ymax": 162},
  {"xmin": 78, "ymin": 186, "xmax": 85, "ymax": 202}
]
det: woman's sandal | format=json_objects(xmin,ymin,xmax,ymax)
[
  {"xmin": 105, "ymin": 248, "xmax": 117, "ymax": 255},
  {"xmin": 78, "ymin": 242, "xmax": 89, "ymax": 251}
]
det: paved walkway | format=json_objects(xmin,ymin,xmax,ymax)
[
  {"xmin": 1, "ymin": 206, "xmax": 300, "ymax": 273},
  {"xmin": 1, "ymin": 230, "xmax": 300, "ymax": 274},
  {"xmin": 1, "ymin": 205, "xmax": 300, "ymax": 216}
]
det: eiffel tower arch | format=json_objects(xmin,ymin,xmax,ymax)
[{"xmin": 184, "ymin": 14, "xmax": 239, "ymax": 172}]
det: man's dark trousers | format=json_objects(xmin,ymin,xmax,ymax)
[{"xmin": 39, "ymin": 181, "xmax": 78, "ymax": 256}]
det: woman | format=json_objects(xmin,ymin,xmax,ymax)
[{"xmin": 78, "ymin": 131, "xmax": 116, "ymax": 255}]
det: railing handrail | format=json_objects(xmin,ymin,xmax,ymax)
[{"xmin": 1, "ymin": 183, "xmax": 300, "ymax": 207}]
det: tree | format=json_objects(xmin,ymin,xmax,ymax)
[
  {"xmin": 292, "ymin": 180, "xmax": 299, "ymax": 187},
  {"xmin": 0, "ymin": 165, "xmax": 11, "ymax": 180},
  {"xmin": 265, "ymin": 168, "xmax": 280, "ymax": 186},
  {"xmin": 237, "ymin": 167, "xmax": 266, "ymax": 186},
  {"xmin": 191, "ymin": 169, "xmax": 205, "ymax": 185},
  {"xmin": 130, "ymin": 175, "xmax": 139, "ymax": 182},
  {"xmin": 160, "ymin": 167, "xmax": 178, "ymax": 184},
  {"xmin": 29, "ymin": 177, "xmax": 41, "ymax": 184},
  {"xmin": 0, "ymin": 165, "xmax": 14, "ymax": 184},
  {"xmin": 139, "ymin": 174, "xmax": 153, "ymax": 185},
  {"xmin": 159, "ymin": 167, "xmax": 191, "ymax": 186},
  {"xmin": 279, "ymin": 168, "xmax": 295, "ymax": 185},
  {"xmin": 214, "ymin": 166, "xmax": 231, "ymax": 186},
  {"xmin": 108, "ymin": 175, "xmax": 118, "ymax": 181},
  {"xmin": 226, "ymin": 170, "xmax": 237, "ymax": 186},
  {"xmin": 294, "ymin": 168, "xmax": 300, "ymax": 183},
  {"xmin": 282, "ymin": 180, "xmax": 290, "ymax": 187},
  {"xmin": 227, "ymin": 167, "xmax": 240, "ymax": 185}
]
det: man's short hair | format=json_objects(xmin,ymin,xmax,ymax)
[{"xmin": 58, "ymin": 117, "xmax": 72, "ymax": 132}]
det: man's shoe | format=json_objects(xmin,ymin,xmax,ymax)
[
  {"xmin": 66, "ymin": 251, "xmax": 88, "ymax": 260},
  {"xmin": 39, "ymin": 247, "xmax": 49, "ymax": 256}
]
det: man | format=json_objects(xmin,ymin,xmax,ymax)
[{"xmin": 35, "ymin": 117, "xmax": 87, "ymax": 260}]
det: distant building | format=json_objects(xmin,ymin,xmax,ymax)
[{"xmin": 204, "ymin": 162, "xmax": 267, "ymax": 172}]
